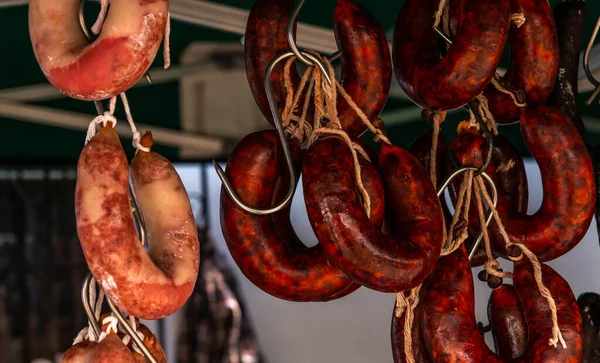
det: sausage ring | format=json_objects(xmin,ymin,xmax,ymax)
[
  {"xmin": 29, "ymin": 0, "xmax": 168, "ymax": 100},
  {"xmin": 303, "ymin": 137, "xmax": 444, "ymax": 292},
  {"xmin": 75, "ymin": 127, "xmax": 200, "ymax": 320},
  {"xmin": 245, "ymin": 0, "xmax": 391, "ymax": 138},
  {"xmin": 220, "ymin": 130, "xmax": 387, "ymax": 301},
  {"xmin": 392, "ymin": 0, "xmax": 510, "ymax": 111},
  {"xmin": 484, "ymin": 0, "xmax": 559, "ymax": 124}
]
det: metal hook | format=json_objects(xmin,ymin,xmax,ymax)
[
  {"xmin": 584, "ymin": 14, "xmax": 600, "ymax": 105},
  {"xmin": 80, "ymin": 273, "xmax": 158, "ymax": 363},
  {"xmin": 437, "ymin": 167, "xmax": 498, "ymax": 261},
  {"xmin": 78, "ymin": 0, "xmax": 152, "ymax": 84},
  {"xmin": 287, "ymin": 0, "xmax": 344, "ymax": 67},
  {"xmin": 214, "ymin": 50, "xmax": 331, "ymax": 215},
  {"xmin": 287, "ymin": 0, "xmax": 314, "ymax": 67},
  {"xmin": 81, "ymin": 273, "xmax": 102, "ymax": 338}
]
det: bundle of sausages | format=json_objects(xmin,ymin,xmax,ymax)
[
  {"xmin": 221, "ymin": 0, "xmax": 597, "ymax": 362},
  {"xmin": 390, "ymin": 0, "xmax": 594, "ymax": 361},
  {"xmin": 29, "ymin": 0, "xmax": 202, "ymax": 360}
]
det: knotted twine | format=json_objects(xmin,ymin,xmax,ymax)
[{"xmin": 277, "ymin": 51, "xmax": 392, "ymax": 218}]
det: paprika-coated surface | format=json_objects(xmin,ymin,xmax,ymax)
[
  {"xmin": 548, "ymin": 0, "xmax": 587, "ymax": 136},
  {"xmin": 420, "ymin": 245, "xmax": 582, "ymax": 362},
  {"xmin": 244, "ymin": 0, "xmax": 391, "ymax": 138},
  {"xmin": 513, "ymin": 260, "xmax": 583, "ymax": 362},
  {"xmin": 391, "ymin": 304, "xmax": 433, "ymax": 363},
  {"xmin": 488, "ymin": 284, "xmax": 528, "ymax": 360},
  {"xmin": 244, "ymin": 0, "xmax": 304, "ymax": 128},
  {"xmin": 303, "ymin": 137, "xmax": 444, "ymax": 292},
  {"xmin": 220, "ymin": 131, "xmax": 385, "ymax": 301},
  {"xmin": 450, "ymin": 106, "xmax": 594, "ymax": 262},
  {"xmin": 420, "ymin": 245, "xmax": 503, "ymax": 362},
  {"xmin": 75, "ymin": 127, "xmax": 200, "ymax": 320},
  {"xmin": 484, "ymin": 0, "xmax": 559, "ymax": 124},
  {"xmin": 393, "ymin": 0, "xmax": 510, "ymax": 111},
  {"xmin": 333, "ymin": 0, "xmax": 392, "ymax": 138},
  {"xmin": 29, "ymin": 0, "xmax": 168, "ymax": 100},
  {"xmin": 447, "ymin": 129, "xmax": 529, "ymax": 266}
]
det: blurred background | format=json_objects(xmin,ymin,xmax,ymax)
[{"xmin": 1, "ymin": 0, "xmax": 600, "ymax": 362}]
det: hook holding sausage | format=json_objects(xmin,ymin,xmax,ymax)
[
  {"xmin": 80, "ymin": 273, "xmax": 159, "ymax": 363},
  {"xmin": 437, "ymin": 167, "xmax": 498, "ymax": 261},
  {"xmin": 584, "ymin": 14, "xmax": 600, "ymax": 105},
  {"xmin": 215, "ymin": 50, "xmax": 331, "ymax": 215}
]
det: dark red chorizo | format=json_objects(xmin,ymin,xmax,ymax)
[
  {"xmin": 447, "ymin": 128, "xmax": 529, "ymax": 266},
  {"xmin": 244, "ymin": 0, "xmax": 304, "ymax": 128},
  {"xmin": 302, "ymin": 137, "xmax": 444, "ymax": 292},
  {"xmin": 488, "ymin": 284, "xmax": 528, "ymax": 360},
  {"xmin": 548, "ymin": 0, "xmax": 587, "ymax": 136},
  {"xmin": 484, "ymin": 0, "xmax": 559, "ymax": 124},
  {"xmin": 334, "ymin": 0, "xmax": 392, "ymax": 138},
  {"xmin": 391, "ymin": 304, "xmax": 432, "ymax": 363},
  {"xmin": 513, "ymin": 259, "xmax": 583, "ymax": 362},
  {"xmin": 420, "ymin": 245, "xmax": 503, "ymax": 362},
  {"xmin": 392, "ymin": 0, "xmax": 510, "ymax": 111},
  {"xmin": 220, "ymin": 130, "xmax": 386, "ymax": 301},
  {"xmin": 450, "ymin": 106, "xmax": 593, "ymax": 262},
  {"xmin": 245, "ymin": 0, "xmax": 391, "ymax": 138}
]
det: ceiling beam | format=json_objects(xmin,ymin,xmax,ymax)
[{"xmin": 0, "ymin": 98, "xmax": 226, "ymax": 157}]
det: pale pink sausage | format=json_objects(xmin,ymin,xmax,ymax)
[
  {"xmin": 61, "ymin": 335, "xmax": 135, "ymax": 363},
  {"xmin": 75, "ymin": 127, "xmax": 199, "ymax": 320},
  {"xmin": 29, "ymin": 0, "xmax": 168, "ymax": 100}
]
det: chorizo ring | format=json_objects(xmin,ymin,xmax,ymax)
[
  {"xmin": 488, "ymin": 284, "xmax": 528, "ymax": 360},
  {"xmin": 420, "ymin": 244, "xmax": 582, "ymax": 362},
  {"xmin": 484, "ymin": 0, "xmax": 559, "ymax": 124},
  {"xmin": 333, "ymin": 0, "xmax": 392, "ymax": 138},
  {"xmin": 450, "ymin": 106, "xmax": 594, "ymax": 262},
  {"xmin": 302, "ymin": 137, "xmax": 444, "ymax": 292},
  {"xmin": 548, "ymin": 0, "xmax": 587, "ymax": 136},
  {"xmin": 29, "ymin": 0, "xmax": 168, "ymax": 101},
  {"xmin": 220, "ymin": 130, "xmax": 386, "ymax": 301},
  {"xmin": 392, "ymin": 0, "xmax": 510, "ymax": 111},
  {"xmin": 513, "ymin": 258, "xmax": 583, "ymax": 362},
  {"xmin": 447, "ymin": 129, "xmax": 529, "ymax": 266},
  {"xmin": 420, "ymin": 245, "xmax": 503, "ymax": 362},
  {"xmin": 244, "ymin": 0, "xmax": 391, "ymax": 138},
  {"xmin": 75, "ymin": 127, "xmax": 200, "ymax": 320}
]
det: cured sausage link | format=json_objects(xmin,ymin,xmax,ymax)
[
  {"xmin": 29, "ymin": 0, "xmax": 168, "ymax": 100},
  {"xmin": 448, "ymin": 130, "xmax": 529, "ymax": 266},
  {"xmin": 220, "ymin": 131, "xmax": 386, "ymax": 301},
  {"xmin": 449, "ymin": 106, "xmax": 594, "ymax": 262},
  {"xmin": 393, "ymin": 0, "xmax": 510, "ymax": 111},
  {"xmin": 488, "ymin": 284, "xmax": 528, "ymax": 360},
  {"xmin": 485, "ymin": 0, "xmax": 559, "ymax": 124},
  {"xmin": 334, "ymin": 0, "xmax": 392, "ymax": 138},
  {"xmin": 75, "ymin": 127, "xmax": 200, "ymax": 320},
  {"xmin": 61, "ymin": 335, "xmax": 135, "ymax": 363},
  {"xmin": 514, "ymin": 260, "xmax": 583, "ymax": 362},
  {"xmin": 303, "ymin": 137, "xmax": 444, "ymax": 292},
  {"xmin": 420, "ymin": 245, "xmax": 502, "ymax": 362},
  {"xmin": 244, "ymin": 0, "xmax": 303, "ymax": 127},
  {"xmin": 391, "ymin": 304, "xmax": 433, "ymax": 363}
]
